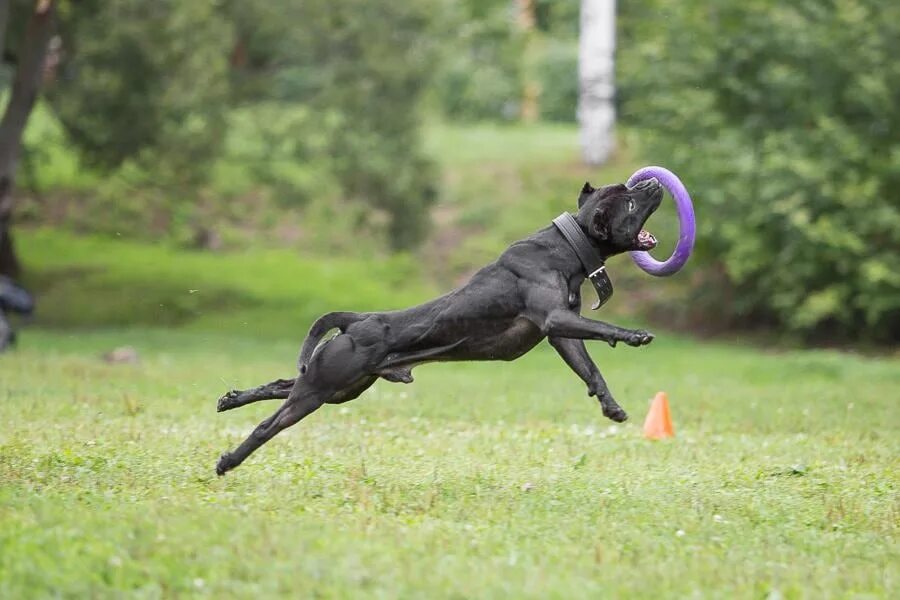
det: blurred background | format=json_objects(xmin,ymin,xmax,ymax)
[{"xmin": 0, "ymin": 0, "xmax": 897, "ymax": 348}]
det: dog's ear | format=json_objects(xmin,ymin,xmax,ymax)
[
  {"xmin": 590, "ymin": 204, "xmax": 610, "ymax": 240},
  {"xmin": 577, "ymin": 182, "xmax": 596, "ymax": 208}
]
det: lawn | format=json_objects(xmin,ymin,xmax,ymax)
[
  {"xmin": 1, "ymin": 327, "xmax": 897, "ymax": 597},
  {"xmin": 15, "ymin": 228, "xmax": 432, "ymax": 338}
]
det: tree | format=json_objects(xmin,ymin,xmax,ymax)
[
  {"xmin": 37, "ymin": 0, "xmax": 439, "ymax": 252},
  {"xmin": 430, "ymin": 0, "xmax": 525, "ymax": 121},
  {"xmin": 577, "ymin": 0, "xmax": 616, "ymax": 165},
  {"xmin": 0, "ymin": 0, "xmax": 57, "ymax": 278},
  {"xmin": 224, "ymin": 0, "xmax": 441, "ymax": 250},
  {"xmin": 48, "ymin": 1, "xmax": 232, "ymax": 180}
]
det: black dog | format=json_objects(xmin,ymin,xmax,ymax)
[{"xmin": 215, "ymin": 178, "xmax": 663, "ymax": 475}]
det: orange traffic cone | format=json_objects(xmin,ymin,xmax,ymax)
[{"xmin": 643, "ymin": 391, "xmax": 675, "ymax": 440}]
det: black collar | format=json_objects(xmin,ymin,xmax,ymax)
[{"xmin": 552, "ymin": 212, "xmax": 614, "ymax": 310}]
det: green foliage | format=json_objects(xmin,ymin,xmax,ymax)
[
  {"xmin": 31, "ymin": 0, "xmax": 441, "ymax": 250},
  {"xmin": 228, "ymin": 0, "xmax": 442, "ymax": 249},
  {"xmin": 533, "ymin": 0, "xmax": 580, "ymax": 37},
  {"xmin": 1, "ymin": 328, "xmax": 897, "ymax": 596},
  {"xmin": 430, "ymin": 1, "xmax": 524, "ymax": 121},
  {"xmin": 429, "ymin": 0, "xmax": 580, "ymax": 123},
  {"xmin": 48, "ymin": 1, "xmax": 232, "ymax": 183},
  {"xmin": 19, "ymin": 100, "xmax": 97, "ymax": 193},
  {"xmin": 428, "ymin": 0, "xmax": 580, "ymax": 123},
  {"xmin": 620, "ymin": 0, "xmax": 900, "ymax": 341},
  {"xmin": 536, "ymin": 39, "xmax": 578, "ymax": 122},
  {"xmin": 208, "ymin": 104, "xmax": 333, "ymax": 206}
]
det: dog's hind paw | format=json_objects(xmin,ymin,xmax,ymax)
[
  {"xmin": 216, "ymin": 390, "xmax": 242, "ymax": 413},
  {"xmin": 216, "ymin": 453, "xmax": 234, "ymax": 476},
  {"xmin": 377, "ymin": 367, "xmax": 414, "ymax": 384}
]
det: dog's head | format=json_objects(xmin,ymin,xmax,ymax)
[{"xmin": 574, "ymin": 179, "xmax": 662, "ymax": 255}]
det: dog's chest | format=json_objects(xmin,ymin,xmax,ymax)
[
  {"xmin": 567, "ymin": 278, "xmax": 582, "ymax": 309},
  {"xmin": 488, "ymin": 316, "xmax": 544, "ymax": 360}
]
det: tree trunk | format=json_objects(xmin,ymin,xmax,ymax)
[
  {"xmin": 578, "ymin": 0, "xmax": 616, "ymax": 166},
  {"xmin": 0, "ymin": 0, "xmax": 57, "ymax": 278},
  {"xmin": 515, "ymin": 0, "xmax": 539, "ymax": 123}
]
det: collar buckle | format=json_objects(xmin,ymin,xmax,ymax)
[{"xmin": 588, "ymin": 266, "xmax": 614, "ymax": 310}]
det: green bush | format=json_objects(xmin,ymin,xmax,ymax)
[
  {"xmin": 620, "ymin": 0, "xmax": 900, "ymax": 341},
  {"xmin": 48, "ymin": 0, "xmax": 232, "ymax": 183},
  {"xmin": 32, "ymin": 0, "xmax": 440, "ymax": 251},
  {"xmin": 536, "ymin": 40, "xmax": 578, "ymax": 122},
  {"xmin": 430, "ymin": 1, "xmax": 524, "ymax": 121}
]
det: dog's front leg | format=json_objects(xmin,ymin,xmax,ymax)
[
  {"xmin": 548, "ymin": 336, "xmax": 628, "ymax": 422},
  {"xmin": 544, "ymin": 310, "xmax": 654, "ymax": 347}
]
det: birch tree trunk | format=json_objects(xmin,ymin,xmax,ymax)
[
  {"xmin": 0, "ymin": 0, "xmax": 57, "ymax": 278},
  {"xmin": 578, "ymin": 0, "xmax": 616, "ymax": 166}
]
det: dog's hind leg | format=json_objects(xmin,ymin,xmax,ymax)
[
  {"xmin": 216, "ymin": 378, "xmax": 325, "ymax": 475},
  {"xmin": 325, "ymin": 375, "xmax": 378, "ymax": 404},
  {"xmin": 216, "ymin": 378, "xmax": 296, "ymax": 413},
  {"xmin": 215, "ymin": 375, "xmax": 377, "ymax": 475},
  {"xmin": 216, "ymin": 327, "xmax": 386, "ymax": 475}
]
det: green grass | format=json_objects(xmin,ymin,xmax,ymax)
[
  {"xmin": 1, "ymin": 328, "xmax": 897, "ymax": 597},
  {"xmin": 17, "ymin": 228, "xmax": 433, "ymax": 337},
  {"xmin": 424, "ymin": 121, "xmax": 586, "ymax": 167}
]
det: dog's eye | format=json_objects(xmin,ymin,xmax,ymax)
[{"xmin": 627, "ymin": 199, "xmax": 635, "ymax": 212}]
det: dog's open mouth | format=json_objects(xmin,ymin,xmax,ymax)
[{"xmin": 636, "ymin": 229, "xmax": 658, "ymax": 250}]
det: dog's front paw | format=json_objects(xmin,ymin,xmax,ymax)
[
  {"xmin": 599, "ymin": 396, "xmax": 629, "ymax": 423},
  {"xmin": 594, "ymin": 390, "xmax": 628, "ymax": 422},
  {"xmin": 624, "ymin": 329, "xmax": 654, "ymax": 347}
]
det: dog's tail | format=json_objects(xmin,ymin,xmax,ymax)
[{"xmin": 297, "ymin": 311, "xmax": 366, "ymax": 374}]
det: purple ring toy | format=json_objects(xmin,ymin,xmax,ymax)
[{"xmin": 626, "ymin": 166, "xmax": 696, "ymax": 276}]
